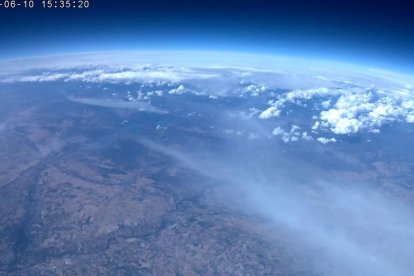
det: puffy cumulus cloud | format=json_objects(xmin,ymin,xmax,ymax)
[
  {"xmin": 272, "ymin": 126, "xmax": 330, "ymax": 144},
  {"xmin": 259, "ymin": 101, "xmax": 284, "ymax": 119},
  {"xmin": 407, "ymin": 114, "xmax": 414, "ymax": 123},
  {"xmin": 321, "ymin": 99, "xmax": 332, "ymax": 109},
  {"xmin": 402, "ymin": 100, "xmax": 414, "ymax": 123},
  {"xmin": 260, "ymin": 84, "xmax": 414, "ymax": 136},
  {"xmin": 301, "ymin": 131, "xmax": 313, "ymax": 141},
  {"xmin": 240, "ymin": 81, "xmax": 268, "ymax": 96},
  {"xmin": 3, "ymin": 56, "xmax": 414, "ymax": 138},
  {"xmin": 146, "ymin": 90, "xmax": 164, "ymax": 97},
  {"xmin": 317, "ymin": 137, "xmax": 337, "ymax": 144},
  {"xmin": 259, "ymin": 87, "xmax": 342, "ymax": 119},
  {"xmin": 168, "ymin": 84, "xmax": 187, "ymax": 95},
  {"xmin": 319, "ymin": 93, "xmax": 414, "ymax": 134},
  {"xmin": 284, "ymin": 87, "xmax": 333, "ymax": 101},
  {"xmin": 272, "ymin": 125, "xmax": 312, "ymax": 143},
  {"xmin": 312, "ymin": 121, "xmax": 320, "ymax": 131}
]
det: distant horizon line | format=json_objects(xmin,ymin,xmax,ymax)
[{"xmin": 0, "ymin": 49, "xmax": 413, "ymax": 80}]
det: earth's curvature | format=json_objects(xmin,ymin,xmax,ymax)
[{"xmin": 1, "ymin": 51, "xmax": 414, "ymax": 275}]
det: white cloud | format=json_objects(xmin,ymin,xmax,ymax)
[
  {"xmin": 302, "ymin": 132, "xmax": 313, "ymax": 141},
  {"xmin": 18, "ymin": 73, "xmax": 69, "ymax": 82},
  {"xmin": 319, "ymin": 92, "xmax": 414, "ymax": 134},
  {"xmin": 317, "ymin": 137, "xmax": 337, "ymax": 144},
  {"xmin": 259, "ymin": 87, "xmax": 341, "ymax": 119},
  {"xmin": 168, "ymin": 84, "xmax": 186, "ymax": 95},
  {"xmin": 3, "ymin": 54, "xmax": 414, "ymax": 138},
  {"xmin": 272, "ymin": 125, "xmax": 309, "ymax": 143},
  {"xmin": 260, "ymin": 104, "xmax": 283, "ymax": 119},
  {"xmin": 260, "ymin": 84, "xmax": 414, "ymax": 135},
  {"xmin": 407, "ymin": 113, "xmax": 414, "ymax": 123},
  {"xmin": 272, "ymin": 127, "xmax": 337, "ymax": 144},
  {"xmin": 321, "ymin": 99, "xmax": 331, "ymax": 109},
  {"xmin": 147, "ymin": 90, "xmax": 164, "ymax": 97},
  {"xmin": 272, "ymin": 126, "xmax": 285, "ymax": 136},
  {"xmin": 312, "ymin": 121, "xmax": 320, "ymax": 131},
  {"xmin": 3, "ymin": 66, "xmax": 218, "ymax": 84},
  {"xmin": 241, "ymin": 83, "xmax": 267, "ymax": 96}
]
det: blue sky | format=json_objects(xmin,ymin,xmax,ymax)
[{"xmin": 0, "ymin": 0, "xmax": 413, "ymax": 73}]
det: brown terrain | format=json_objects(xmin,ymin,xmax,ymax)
[
  {"xmin": 0, "ymin": 89, "xmax": 308, "ymax": 276},
  {"xmin": 1, "ymin": 87, "xmax": 413, "ymax": 275}
]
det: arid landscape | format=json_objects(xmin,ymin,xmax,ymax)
[{"xmin": 1, "ymin": 65, "xmax": 414, "ymax": 275}]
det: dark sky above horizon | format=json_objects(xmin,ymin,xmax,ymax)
[{"xmin": 1, "ymin": 0, "xmax": 414, "ymax": 72}]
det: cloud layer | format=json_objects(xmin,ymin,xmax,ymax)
[{"xmin": 1, "ymin": 51, "xmax": 414, "ymax": 142}]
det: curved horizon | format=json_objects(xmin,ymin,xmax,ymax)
[{"xmin": 1, "ymin": 49, "xmax": 414, "ymax": 80}]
